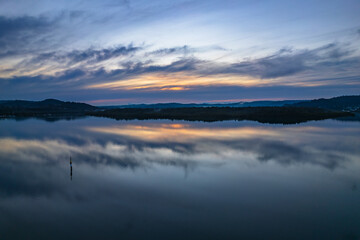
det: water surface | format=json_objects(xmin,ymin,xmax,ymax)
[{"xmin": 0, "ymin": 118, "xmax": 359, "ymax": 240}]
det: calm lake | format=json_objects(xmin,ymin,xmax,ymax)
[{"xmin": 0, "ymin": 117, "xmax": 359, "ymax": 240}]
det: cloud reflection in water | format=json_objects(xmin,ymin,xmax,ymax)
[
  {"xmin": 0, "ymin": 121, "xmax": 359, "ymax": 171},
  {"xmin": 0, "ymin": 119, "xmax": 360, "ymax": 240}
]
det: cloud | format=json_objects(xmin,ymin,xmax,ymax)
[
  {"xmin": 147, "ymin": 45, "xmax": 193, "ymax": 56},
  {"xmin": 114, "ymin": 42, "xmax": 357, "ymax": 81},
  {"xmin": 146, "ymin": 45, "xmax": 227, "ymax": 58},
  {"xmin": 1, "ymin": 41, "xmax": 359, "ymax": 101},
  {"xmin": 0, "ymin": 11, "xmax": 93, "ymax": 59},
  {"xmin": 222, "ymin": 51, "xmax": 311, "ymax": 78},
  {"xmin": 197, "ymin": 43, "xmax": 355, "ymax": 79},
  {"xmin": 92, "ymin": 58, "xmax": 202, "ymax": 80},
  {"xmin": 3, "ymin": 34, "xmax": 356, "ymax": 82},
  {"xmin": 21, "ymin": 44, "xmax": 141, "ymax": 67},
  {"xmin": 56, "ymin": 68, "xmax": 86, "ymax": 81},
  {"xmin": 0, "ymin": 15, "xmax": 57, "ymax": 58},
  {"xmin": 146, "ymin": 45, "xmax": 227, "ymax": 57},
  {"xmin": 82, "ymin": 123, "xmax": 357, "ymax": 170},
  {"xmin": 221, "ymin": 138, "xmax": 346, "ymax": 169},
  {"xmin": 0, "ymin": 15, "xmax": 51, "ymax": 38},
  {"xmin": 0, "ymin": 121, "xmax": 357, "ymax": 190},
  {"xmin": 66, "ymin": 45, "xmax": 140, "ymax": 63}
]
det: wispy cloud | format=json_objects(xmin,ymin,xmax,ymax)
[
  {"xmin": 81, "ymin": 42, "xmax": 360, "ymax": 91},
  {"xmin": 198, "ymin": 43, "xmax": 356, "ymax": 79},
  {"xmin": 0, "ymin": 15, "xmax": 56, "ymax": 57},
  {"xmin": 1, "ymin": 41, "xmax": 359, "ymax": 102},
  {"xmin": 19, "ymin": 44, "xmax": 141, "ymax": 67},
  {"xmin": 147, "ymin": 45, "xmax": 193, "ymax": 56},
  {"xmin": 0, "ymin": 11, "xmax": 87, "ymax": 59}
]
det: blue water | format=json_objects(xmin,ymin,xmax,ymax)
[{"xmin": 0, "ymin": 117, "xmax": 359, "ymax": 240}]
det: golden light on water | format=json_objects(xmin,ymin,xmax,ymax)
[{"xmin": 86, "ymin": 123, "xmax": 282, "ymax": 142}]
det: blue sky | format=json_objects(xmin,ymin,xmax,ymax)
[{"xmin": 0, "ymin": 0, "xmax": 359, "ymax": 104}]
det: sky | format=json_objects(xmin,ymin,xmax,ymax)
[{"xmin": 0, "ymin": 0, "xmax": 359, "ymax": 105}]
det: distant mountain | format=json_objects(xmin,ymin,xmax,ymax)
[
  {"xmin": 239, "ymin": 100, "xmax": 305, "ymax": 107},
  {"xmin": 103, "ymin": 100, "xmax": 305, "ymax": 109},
  {"xmin": 290, "ymin": 95, "xmax": 360, "ymax": 111},
  {"xmin": 0, "ymin": 99, "xmax": 97, "ymax": 116}
]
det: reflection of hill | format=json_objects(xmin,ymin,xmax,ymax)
[
  {"xmin": 90, "ymin": 107, "xmax": 352, "ymax": 124},
  {"xmin": 335, "ymin": 112, "xmax": 360, "ymax": 122},
  {"xmin": 1, "ymin": 116, "xmax": 87, "ymax": 122}
]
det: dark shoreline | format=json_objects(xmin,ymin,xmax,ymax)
[
  {"xmin": 2, "ymin": 106, "xmax": 351, "ymax": 124},
  {"xmin": 87, "ymin": 106, "xmax": 353, "ymax": 124},
  {"xmin": 0, "ymin": 107, "xmax": 355, "ymax": 124},
  {"xmin": 0, "ymin": 97, "xmax": 357, "ymax": 124}
]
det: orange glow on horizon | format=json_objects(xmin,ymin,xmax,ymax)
[
  {"xmin": 159, "ymin": 86, "xmax": 188, "ymax": 91},
  {"xmin": 85, "ymin": 72, "xmax": 265, "ymax": 91}
]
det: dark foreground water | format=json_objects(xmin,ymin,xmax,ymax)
[{"xmin": 0, "ymin": 117, "xmax": 359, "ymax": 240}]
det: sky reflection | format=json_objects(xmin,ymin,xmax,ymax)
[
  {"xmin": 0, "ymin": 119, "xmax": 359, "ymax": 170},
  {"xmin": 0, "ymin": 118, "xmax": 359, "ymax": 239}
]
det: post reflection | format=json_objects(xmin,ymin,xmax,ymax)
[{"xmin": 70, "ymin": 156, "xmax": 72, "ymax": 181}]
